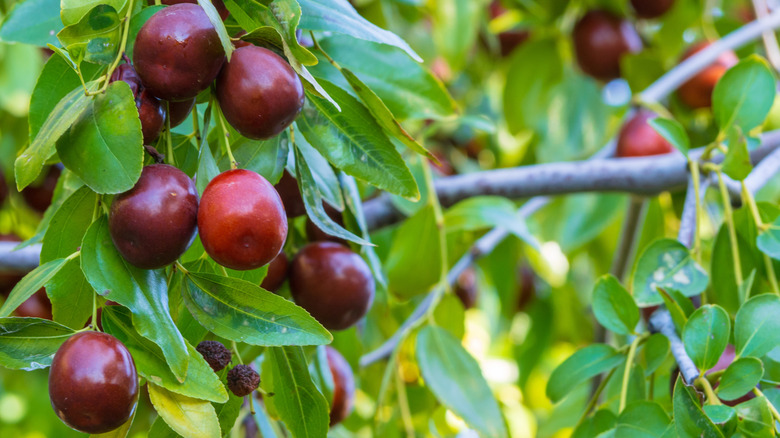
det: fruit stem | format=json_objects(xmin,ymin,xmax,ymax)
[
  {"xmin": 395, "ymin": 367, "xmax": 415, "ymax": 438},
  {"xmin": 164, "ymin": 101, "xmax": 175, "ymax": 166},
  {"xmin": 619, "ymin": 335, "xmax": 641, "ymax": 413},
  {"xmin": 690, "ymin": 160, "xmax": 704, "ymax": 262},
  {"xmin": 696, "ymin": 375, "xmax": 721, "ymax": 405},
  {"xmin": 213, "ymin": 98, "xmax": 238, "ymax": 169},
  {"xmin": 174, "ymin": 261, "xmax": 189, "ymax": 275},
  {"xmin": 716, "ymin": 170, "xmax": 744, "ymax": 286},
  {"xmin": 91, "ymin": 291, "xmax": 99, "ymax": 332},
  {"xmin": 232, "ymin": 341, "xmax": 244, "ymax": 365}
]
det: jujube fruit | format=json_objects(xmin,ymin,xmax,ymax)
[
  {"xmin": 676, "ymin": 42, "xmax": 738, "ymax": 109},
  {"xmin": 289, "ymin": 242, "xmax": 375, "ymax": 330},
  {"xmin": 260, "ymin": 251, "xmax": 288, "ymax": 292},
  {"xmin": 196, "ymin": 340, "xmax": 232, "ymax": 372},
  {"xmin": 326, "ymin": 347, "xmax": 355, "ymax": 426},
  {"xmin": 198, "ymin": 169, "xmax": 288, "ymax": 270},
  {"xmin": 454, "ymin": 267, "xmax": 478, "ymax": 309},
  {"xmin": 133, "ymin": 4, "xmax": 225, "ymax": 101},
  {"xmin": 148, "ymin": 0, "xmax": 229, "ymax": 21},
  {"xmin": 630, "ymin": 0, "xmax": 674, "ymax": 19},
  {"xmin": 110, "ymin": 64, "xmax": 165, "ymax": 145},
  {"xmin": 227, "ymin": 364, "xmax": 260, "ymax": 397},
  {"xmin": 616, "ymin": 109, "xmax": 674, "ymax": 157},
  {"xmin": 216, "ymin": 46, "xmax": 305, "ymax": 140},
  {"xmin": 48, "ymin": 332, "xmax": 139, "ymax": 434},
  {"xmin": 274, "ymin": 170, "xmax": 306, "ymax": 218},
  {"xmin": 109, "ymin": 164, "xmax": 199, "ymax": 269},
  {"xmin": 572, "ymin": 10, "xmax": 642, "ymax": 81},
  {"xmin": 167, "ymin": 97, "xmax": 196, "ymax": 128}
]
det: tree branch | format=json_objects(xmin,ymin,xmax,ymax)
[{"xmin": 649, "ymin": 310, "xmax": 700, "ymax": 384}]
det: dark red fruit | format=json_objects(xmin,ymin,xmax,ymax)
[
  {"xmin": 326, "ymin": 347, "xmax": 355, "ymax": 426},
  {"xmin": 305, "ymin": 204, "xmax": 346, "ymax": 244},
  {"xmin": 148, "ymin": 0, "xmax": 229, "ymax": 21},
  {"xmin": 630, "ymin": 0, "xmax": 674, "ymax": 18},
  {"xmin": 198, "ymin": 169, "xmax": 288, "ymax": 270},
  {"xmin": 49, "ymin": 332, "xmax": 139, "ymax": 434},
  {"xmin": 0, "ymin": 173, "xmax": 7, "ymax": 206},
  {"xmin": 14, "ymin": 288, "xmax": 52, "ymax": 320},
  {"xmin": 616, "ymin": 110, "xmax": 674, "ymax": 157},
  {"xmin": 22, "ymin": 166, "xmax": 60, "ymax": 213},
  {"xmin": 110, "ymin": 64, "xmax": 165, "ymax": 145},
  {"xmin": 260, "ymin": 251, "xmax": 288, "ymax": 292},
  {"xmin": 227, "ymin": 364, "xmax": 260, "ymax": 397},
  {"xmin": 454, "ymin": 267, "xmax": 478, "ymax": 309},
  {"xmin": 216, "ymin": 46, "xmax": 305, "ymax": 140},
  {"xmin": 289, "ymin": 242, "xmax": 375, "ymax": 330},
  {"xmin": 133, "ymin": 4, "xmax": 225, "ymax": 101},
  {"xmin": 517, "ymin": 265, "xmax": 537, "ymax": 311},
  {"xmin": 167, "ymin": 98, "xmax": 196, "ymax": 128},
  {"xmin": 196, "ymin": 340, "xmax": 232, "ymax": 372},
  {"xmin": 572, "ymin": 10, "xmax": 642, "ymax": 81},
  {"xmin": 275, "ymin": 170, "xmax": 305, "ymax": 218},
  {"xmin": 109, "ymin": 164, "xmax": 199, "ymax": 269},
  {"xmin": 489, "ymin": 1, "xmax": 530, "ymax": 56},
  {"xmin": 677, "ymin": 42, "xmax": 738, "ymax": 109}
]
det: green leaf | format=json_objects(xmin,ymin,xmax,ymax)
[
  {"xmin": 297, "ymin": 0, "xmax": 421, "ymax": 62},
  {"xmin": 713, "ymin": 55, "xmax": 776, "ymax": 133},
  {"xmin": 672, "ymin": 376, "xmax": 724, "ymax": 438},
  {"xmin": 0, "ymin": 257, "xmax": 70, "ymax": 317},
  {"xmin": 57, "ymin": 81, "xmax": 144, "ymax": 194},
  {"xmin": 716, "ymin": 357, "xmax": 763, "ymax": 401},
  {"xmin": 294, "ymin": 133, "xmax": 344, "ymax": 210},
  {"xmin": 385, "ymin": 204, "xmax": 442, "ymax": 298},
  {"xmin": 572, "ymin": 409, "xmax": 616, "ymax": 438},
  {"xmin": 81, "ymin": 217, "xmax": 189, "ymax": 381},
  {"xmin": 616, "ymin": 400, "xmax": 671, "ymax": 438},
  {"xmin": 641, "ymin": 333, "xmax": 670, "ymax": 376},
  {"xmin": 547, "ymin": 343, "xmax": 623, "ymax": 403},
  {"xmin": 734, "ymin": 294, "xmax": 780, "ymax": 358},
  {"xmin": 444, "ymin": 197, "xmax": 540, "ymax": 250},
  {"xmin": 592, "ymin": 274, "xmax": 640, "ymax": 336},
  {"xmin": 46, "ymin": 256, "xmax": 94, "ymax": 329},
  {"xmin": 658, "ymin": 288, "xmax": 690, "ymax": 333},
  {"xmin": 757, "ymin": 216, "xmax": 780, "ymax": 260},
  {"xmin": 702, "ymin": 405, "xmax": 736, "ymax": 436},
  {"xmin": 649, "ymin": 118, "xmax": 690, "ymax": 156},
  {"xmin": 722, "ymin": 127, "xmax": 752, "ymax": 181},
  {"xmin": 262, "ymin": 346, "xmax": 330, "ymax": 438},
  {"xmin": 60, "ymin": 0, "xmax": 126, "ymax": 26},
  {"xmin": 711, "ymin": 225, "xmax": 757, "ymax": 315},
  {"xmin": 0, "ymin": 317, "xmax": 75, "ymax": 370},
  {"xmin": 228, "ymin": 130, "xmax": 288, "ymax": 184},
  {"xmin": 431, "ymin": 0, "xmax": 481, "ymax": 71},
  {"xmin": 148, "ymin": 383, "xmax": 222, "ymax": 438},
  {"xmin": 734, "ymin": 396, "xmax": 774, "ymax": 437},
  {"xmin": 299, "ymin": 81, "xmax": 419, "ymax": 200},
  {"xmin": 265, "ymin": 0, "xmax": 317, "ymax": 65},
  {"xmin": 102, "ymin": 306, "xmax": 227, "ymax": 403},
  {"xmin": 416, "ymin": 326, "xmax": 508, "ymax": 438},
  {"xmin": 29, "ymin": 55, "xmax": 89, "ymax": 142},
  {"xmin": 312, "ymin": 36, "xmax": 455, "ymax": 120},
  {"xmin": 182, "ymin": 271, "xmax": 332, "ymax": 346},
  {"xmin": 0, "ymin": 0, "xmax": 62, "ymax": 47},
  {"xmin": 682, "ymin": 305, "xmax": 731, "ymax": 372},
  {"xmin": 57, "ymin": 5, "xmax": 121, "ymax": 65},
  {"xmin": 214, "ymin": 393, "xmax": 242, "ymax": 438},
  {"xmin": 631, "ymin": 239, "xmax": 709, "ymax": 306},
  {"xmin": 292, "ymin": 142, "xmax": 369, "ymax": 245},
  {"xmin": 40, "ymin": 186, "xmax": 97, "ymax": 263},
  {"xmin": 15, "ymin": 82, "xmax": 94, "ymax": 191},
  {"xmin": 197, "ymin": 0, "xmax": 233, "ymax": 61}
]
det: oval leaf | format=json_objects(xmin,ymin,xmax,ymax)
[
  {"xmin": 734, "ymin": 294, "xmax": 780, "ymax": 358},
  {"xmin": 0, "ymin": 317, "xmax": 75, "ymax": 370},
  {"xmin": 416, "ymin": 326, "xmax": 508, "ymax": 438},
  {"xmin": 716, "ymin": 357, "xmax": 763, "ymax": 401},
  {"xmin": 148, "ymin": 383, "xmax": 221, "ymax": 438},
  {"xmin": 592, "ymin": 274, "xmax": 640, "ymax": 335},
  {"xmin": 672, "ymin": 375, "xmax": 724, "ymax": 438},
  {"xmin": 713, "ymin": 55, "xmax": 776, "ymax": 132},
  {"xmin": 631, "ymin": 239, "xmax": 709, "ymax": 306},
  {"xmin": 547, "ymin": 343, "xmax": 624, "ymax": 403},
  {"xmin": 682, "ymin": 305, "xmax": 731, "ymax": 372},
  {"xmin": 616, "ymin": 400, "xmax": 671, "ymax": 438}
]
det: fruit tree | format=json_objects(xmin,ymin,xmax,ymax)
[{"xmin": 2, "ymin": 0, "xmax": 780, "ymax": 437}]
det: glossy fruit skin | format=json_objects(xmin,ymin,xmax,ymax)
[
  {"xmin": 198, "ymin": 169, "xmax": 288, "ymax": 270},
  {"xmin": 630, "ymin": 0, "xmax": 674, "ymax": 18},
  {"xmin": 677, "ymin": 42, "xmax": 738, "ymax": 109},
  {"xmin": 572, "ymin": 10, "xmax": 642, "ymax": 81},
  {"xmin": 49, "ymin": 332, "xmax": 139, "ymax": 434},
  {"xmin": 110, "ymin": 64, "xmax": 165, "ymax": 145},
  {"xmin": 22, "ymin": 166, "xmax": 61, "ymax": 213},
  {"xmin": 216, "ymin": 46, "xmax": 304, "ymax": 140},
  {"xmin": 616, "ymin": 110, "xmax": 674, "ymax": 157},
  {"xmin": 290, "ymin": 242, "xmax": 375, "ymax": 330},
  {"xmin": 134, "ymin": 4, "xmax": 225, "ymax": 101},
  {"xmin": 109, "ymin": 164, "xmax": 199, "ymax": 269},
  {"xmin": 260, "ymin": 251, "xmax": 288, "ymax": 292},
  {"xmin": 167, "ymin": 98, "xmax": 196, "ymax": 128},
  {"xmin": 148, "ymin": 0, "xmax": 229, "ymax": 20},
  {"xmin": 326, "ymin": 347, "xmax": 355, "ymax": 426},
  {"xmin": 275, "ymin": 170, "xmax": 306, "ymax": 218}
]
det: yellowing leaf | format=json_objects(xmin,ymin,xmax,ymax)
[{"xmin": 148, "ymin": 383, "xmax": 221, "ymax": 438}]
